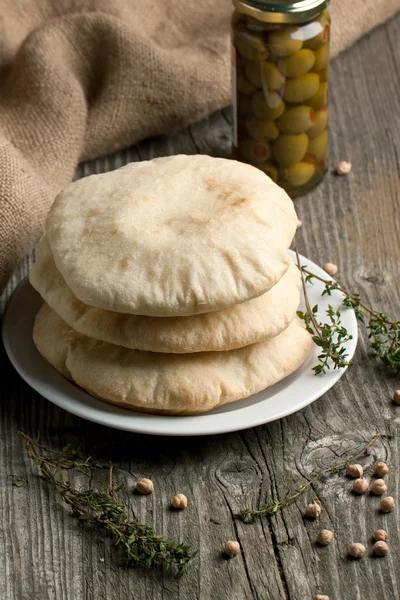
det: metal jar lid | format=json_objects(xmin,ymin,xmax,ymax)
[{"xmin": 233, "ymin": 0, "xmax": 329, "ymax": 23}]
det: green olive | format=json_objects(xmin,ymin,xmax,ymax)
[
  {"xmin": 252, "ymin": 91, "xmax": 285, "ymax": 120},
  {"xmin": 235, "ymin": 32, "xmax": 268, "ymax": 61},
  {"xmin": 307, "ymin": 130, "xmax": 328, "ymax": 160},
  {"xmin": 307, "ymin": 109, "xmax": 328, "ymax": 138},
  {"xmin": 285, "ymin": 49, "xmax": 315, "ymax": 78},
  {"xmin": 283, "ymin": 73, "xmax": 319, "ymax": 103},
  {"xmin": 262, "ymin": 62, "xmax": 285, "ymax": 90},
  {"xmin": 277, "ymin": 106, "xmax": 315, "ymax": 134},
  {"xmin": 317, "ymin": 67, "xmax": 328, "ymax": 82},
  {"xmin": 237, "ymin": 93, "xmax": 253, "ymax": 116},
  {"xmin": 246, "ymin": 116, "xmax": 279, "ymax": 140},
  {"xmin": 259, "ymin": 162, "xmax": 279, "ymax": 182},
  {"xmin": 264, "ymin": 88, "xmax": 283, "ymax": 109},
  {"xmin": 283, "ymin": 162, "xmax": 316, "ymax": 186},
  {"xmin": 244, "ymin": 62, "xmax": 262, "ymax": 88},
  {"xmin": 273, "ymin": 133, "xmax": 308, "ymax": 167},
  {"xmin": 312, "ymin": 43, "xmax": 329, "ymax": 71},
  {"xmin": 268, "ymin": 26, "xmax": 303, "ymax": 57},
  {"xmin": 237, "ymin": 69, "xmax": 256, "ymax": 95},
  {"xmin": 307, "ymin": 81, "xmax": 328, "ymax": 111},
  {"xmin": 239, "ymin": 139, "xmax": 271, "ymax": 163},
  {"xmin": 303, "ymin": 13, "xmax": 330, "ymax": 50}
]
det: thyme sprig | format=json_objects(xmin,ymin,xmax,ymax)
[
  {"xmin": 236, "ymin": 433, "xmax": 382, "ymax": 523},
  {"xmin": 295, "ymin": 249, "xmax": 353, "ymax": 375},
  {"xmin": 19, "ymin": 432, "xmax": 195, "ymax": 577},
  {"xmin": 296, "ymin": 252, "xmax": 400, "ymax": 374}
]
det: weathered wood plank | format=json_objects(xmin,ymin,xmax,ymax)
[{"xmin": 1, "ymin": 12, "xmax": 400, "ymax": 600}]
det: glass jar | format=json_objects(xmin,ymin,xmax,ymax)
[{"xmin": 232, "ymin": 0, "xmax": 330, "ymax": 197}]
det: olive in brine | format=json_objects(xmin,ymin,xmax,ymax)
[
  {"xmin": 307, "ymin": 130, "xmax": 328, "ymax": 160},
  {"xmin": 307, "ymin": 109, "xmax": 328, "ymax": 138},
  {"xmin": 239, "ymin": 139, "xmax": 271, "ymax": 163},
  {"xmin": 283, "ymin": 73, "xmax": 319, "ymax": 103},
  {"xmin": 268, "ymin": 26, "xmax": 303, "ymax": 57},
  {"xmin": 244, "ymin": 62, "xmax": 262, "ymax": 88},
  {"xmin": 237, "ymin": 69, "xmax": 256, "ymax": 95},
  {"xmin": 262, "ymin": 62, "xmax": 285, "ymax": 90},
  {"xmin": 283, "ymin": 162, "xmax": 316, "ymax": 186},
  {"xmin": 252, "ymin": 91, "xmax": 285, "ymax": 120},
  {"xmin": 277, "ymin": 106, "xmax": 315, "ymax": 134},
  {"xmin": 307, "ymin": 81, "xmax": 328, "ymax": 111},
  {"xmin": 246, "ymin": 117, "xmax": 279, "ymax": 140},
  {"xmin": 260, "ymin": 162, "xmax": 278, "ymax": 182},
  {"xmin": 303, "ymin": 13, "xmax": 329, "ymax": 50},
  {"xmin": 285, "ymin": 49, "xmax": 315, "ymax": 78},
  {"xmin": 235, "ymin": 32, "xmax": 268, "ymax": 61},
  {"xmin": 273, "ymin": 133, "xmax": 308, "ymax": 167},
  {"xmin": 237, "ymin": 94, "xmax": 253, "ymax": 116},
  {"xmin": 312, "ymin": 43, "xmax": 329, "ymax": 71}
]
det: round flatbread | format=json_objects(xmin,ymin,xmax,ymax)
[
  {"xmin": 30, "ymin": 237, "xmax": 301, "ymax": 353},
  {"xmin": 33, "ymin": 304, "xmax": 311, "ymax": 415},
  {"xmin": 45, "ymin": 155, "xmax": 297, "ymax": 316}
]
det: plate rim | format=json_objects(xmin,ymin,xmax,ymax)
[{"xmin": 2, "ymin": 251, "xmax": 358, "ymax": 436}]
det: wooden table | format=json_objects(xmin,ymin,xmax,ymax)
[{"xmin": 1, "ymin": 13, "xmax": 400, "ymax": 600}]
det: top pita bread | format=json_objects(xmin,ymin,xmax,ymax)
[{"xmin": 46, "ymin": 155, "xmax": 297, "ymax": 317}]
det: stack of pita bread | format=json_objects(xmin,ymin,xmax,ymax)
[{"xmin": 30, "ymin": 155, "xmax": 311, "ymax": 415}]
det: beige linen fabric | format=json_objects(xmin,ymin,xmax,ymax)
[
  {"xmin": 30, "ymin": 236, "xmax": 301, "ymax": 352},
  {"xmin": 33, "ymin": 303, "xmax": 312, "ymax": 414},
  {"xmin": 1, "ymin": 0, "xmax": 398, "ymax": 292},
  {"xmin": 45, "ymin": 155, "xmax": 297, "ymax": 316}
]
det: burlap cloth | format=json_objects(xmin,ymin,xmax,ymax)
[{"xmin": 0, "ymin": 0, "xmax": 398, "ymax": 292}]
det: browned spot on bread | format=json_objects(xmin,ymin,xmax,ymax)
[
  {"xmin": 111, "ymin": 226, "xmax": 123, "ymax": 235},
  {"xmin": 205, "ymin": 178, "xmax": 218, "ymax": 191},
  {"xmin": 230, "ymin": 196, "xmax": 249, "ymax": 207},
  {"xmin": 120, "ymin": 256, "xmax": 132, "ymax": 269},
  {"xmin": 88, "ymin": 208, "xmax": 100, "ymax": 217}
]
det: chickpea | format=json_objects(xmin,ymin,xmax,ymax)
[
  {"xmin": 239, "ymin": 139, "xmax": 271, "ymax": 163},
  {"xmin": 308, "ymin": 82, "xmax": 328, "ymax": 111},
  {"xmin": 262, "ymin": 62, "xmax": 286, "ymax": 90},
  {"xmin": 277, "ymin": 106, "xmax": 316, "ymax": 134},
  {"xmin": 312, "ymin": 43, "xmax": 329, "ymax": 72},
  {"xmin": 268, "ymin": 26, "xmax": 303, "ymax": 57},
  {"xmin": 237, "ymin": 69, "xmax": 257, "ymax": 96},
  {"xmin": 235, "ymin": 31, "xmax": 268, "ymax": 61},
  {"xmin": 273, "ymin": 133, "xmax": 308, "ymax": 167},
  {"xmin": 307, "ymin": 130, "xmax": 328, "ymax": 161},
  {"xmin": 244, "ymin": 61, "xmax": 263, "ymax": 88},
  {"xmin": 259, "ymin": 162, "xmax": 278, "ymax": 182},
  {"xmin": 307, "ymin": 109, "xmax": 328, "ymax": 138},
  {"xmin": 252, "ymin": 91, "xmax": 285, "ymax": 120},
  {"xmin": 283, "ymin": 161, "xmax": 315, "ymax": 187},
  {"xmin": 285, "ymin": 48, "xmax": 315, "ymax": 78},
  {"xmin": 283, "ymin": 73, "xmax": 320, "ymax": 103}
]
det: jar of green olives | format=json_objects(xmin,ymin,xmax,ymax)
[{"xmin": 232, "ymin": 0, "xmax": 330, "ymax": 197}]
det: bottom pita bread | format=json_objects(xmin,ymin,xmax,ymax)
[{"xmin": 33, "ymin": 304, "xmax": 311, "ymax": 415}]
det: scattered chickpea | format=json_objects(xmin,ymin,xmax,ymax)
[
  {"xmin": 352, "ymin": 478, "xmax": 369, "ymax": 494},
  {"xmin": 374, "ymin": 461, "xmax": 389, "ymax": 477},
  {"xmin": 135, "ymin": 478, "xmax": 154, "ymax": 495},
  {"xmin": 370, "ymin": 479, "xmax": 387, "ymax": 496},
  {"xmin": 172, "ymin": 493, "xmax": 188, "ymax": 510},
  {"xmin": 373, "ymin": 541, "xmax": 389, "ymax": 557},
  {"xmin": 346, "ymin": 464, "xmax": 363, "ymax": 478},
  {"xmin": 348, "ymin": 543, "xmax": 366, "ymax": 558},
  {"xmin": 335, "ymin": 160, "xmax": 352, "ymax": 176},
  {"xmin": 304, "ymin": 501, "xmax": 322, "ymax": 519},
  {"xmin": 323, "ymin": 262, "xmax": 338, "ymax": 277},
  {"xmin": 316, "ymin": 529, "xmax": 334, "ymax": 546},
  {"xmin": 380, "ymin": 496, "xmax": 395, "ymax": 513},
  {"xmin": 314, "ymin": 596, "xmax": 330, "ymax": 600},
  {"xmin": 393, "ymin": 390, "xmax": 400, "ymax": 405},
  {"xmin": 224, "ymin": 540, "xmax": 241, "ymax": 558},
  {"xmin": 373, "ymin": 529, "xmax": 388, "ymax": 542}
]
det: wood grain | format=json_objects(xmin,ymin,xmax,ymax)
[{"xmin": 1, "ymin": 13, "xmax": 400, "ymax": 600}]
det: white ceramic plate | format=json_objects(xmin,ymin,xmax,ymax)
[{"xmin": 2, "ymin": 251, "xmax": 358, "ymax": 436}]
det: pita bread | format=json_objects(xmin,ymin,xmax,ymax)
[
  {"xmin": 30, "ymin": 237, "xmax": 301, "ymax": 353},
  {"xmin": 33, "ymin": 304, "xmax": 311, "ymax": 415},
  {"xmin": 45, "ymin": 155, "xmax": 297, "ymax": 316}
]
